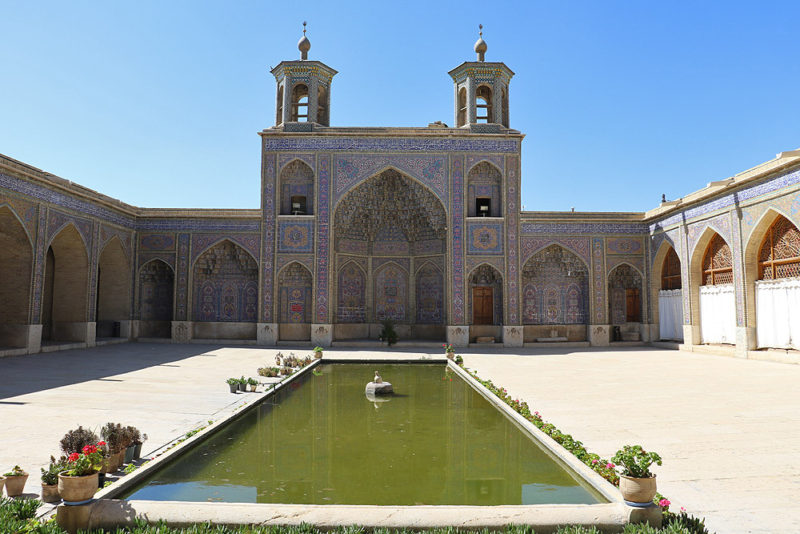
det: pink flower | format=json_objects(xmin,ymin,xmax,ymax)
[
  {"xmin": 659, "ymin": 499, "xmax": 671, "ymax": 508},
  {"xmin": 591, "ymin": 459, "xmax": 598, "ymax": 465},
  {"xmin": 606, "ymin": 462, "xmax": 615, "ymax": 469},
  {"xmin": 680, "ymin": 507, "xmax": 686, "ymax": 513}
]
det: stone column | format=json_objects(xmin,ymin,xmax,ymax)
[
  {"xmin": 26, "ymin": 324, "xmax": 42, "ymax": 354},
  {"xmin": 171, "ymin": 321, "xmax": 192, "ymax": 343},
  {"xmin": 282, "ymin": 80, "xmax": 292, "ymax": 124},
  {"xmin": 502, "ymin": 325, "xmax": 523, "ymax": 347},
  {"xmin": 311, "ymin": 324, "xmax": 332, "ymax": 347},
  {"xmin": 589, "ymin": 324, "xmax": 610, "ymax": 346},
  {"xmin": 466, "ymin": 79, "xmax": 476, "ymax": 124},
  {"xmin": 257, "ymin": 323, "xmax": 278, "ymax": 345}
]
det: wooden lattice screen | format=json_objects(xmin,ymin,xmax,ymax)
[
  {"xmin": 759, "ymin": 215, "xmax": 800, "ymax": 280},
  {"xmin": 661, "ymin": 247, "xmax": 682, "ymax": 290},
  {"xmin": 702, "ymin": 234, "xmax": 733, "ymax": 285}
]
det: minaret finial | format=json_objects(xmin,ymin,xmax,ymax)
[
  {"xmin": 298, "ymin": 21, "xmax": 311, "ymax": 60},
  {"xmin": 474, "ymin": 24, "xmax": 487, "ymax": 61}
]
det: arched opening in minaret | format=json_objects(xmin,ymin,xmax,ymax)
[
  {"xmin": 291, "ymin": 83, "xmax": 309, "ymax": 122},
  {"xmin": 476, "ymin": 85, "xmax": 493, "ymax": 123},
  {"xmin": 333, "ymin": 169, "xmax": 447, "ymax": 341}
]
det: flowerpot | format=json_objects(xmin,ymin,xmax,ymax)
[
  {"xmin": 619, "ymin": 474, "xmax": 657, "ymax": 503},
  {"xmin": 446, "ymin": 351, "xmax": 455, "ymax": 360},
  {"xmin": 229, "ymin": 383, "xmax": 238, "ymax": 393},
  {"xmin": 58, "ymin": 472, "xmax": 98, "ymax": 503},
  {"xmin": 124, "ymin": 445, "xmax": 135, "ymax": 464},
  {"xmin": 314, "ymin": 352, "xmax": 323, "ymax": 359},
  {"xmin": 114, "ymin": 450, "xmax": 126, "ymax": 470},
  {"xmin": 133, "ymin": 443, "xmax": 142, "ymax": 459},
  {"xmin": 0, "ymin": 476, "xmax": 5, "ymax": 496},
  {"xmin": 249, "ymin": 384, "xmax": 257, "ymax": 392},
  {"xmin": 238, "ymin": 382, "xmax": 247, "ymax": 392},
  {"xmin": 41, "ymin": 483, "xmax": 60, "ymax": 503},
  {"xmin": 4, "ymin": 474, "xmax": 28, "ymax": 497},
  {"xmin": 98, "ymin": 472, "xmax": 105, "ymax": 488}
]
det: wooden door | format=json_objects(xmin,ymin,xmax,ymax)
[
  {"xmin": 625, "ymin": 288, "xmax": 641, "ymax": 322},
  {"xmin": 473, "ymin": 287, "xmax": 493, "ymax": 324}
]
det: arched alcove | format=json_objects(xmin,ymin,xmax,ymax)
[
  {"xmin": 277, "ymin": 262, "xmax": 313, "ymax": 341},
  {"xmin": 468, "ymin": 264, "xmax": 503, "ymax": 326},
  {"xmin": 291, "ymin": 83, "xmax": 309, "ymax": 121},
  {"xmin": 745, "ymin": 212, "xmax": 800, "ymax": 349},
  {"xmin": 608, "ymin": 264, "xmax": 643, "ymax": 331},
  {"xmin": 691, "ymin": 231, "xmax": 735, "ymax": 345},
  {"xmin": 467, "ymin": 161, "xmax": 502, "ymax": 217},
  {"xmin": 521, "ymin": 245, "xmax": 588, "ymax": 325},
  {"xmin": 43, "ymin": 224, "xmax": 89, "ymax": 342},
  {"xmin": 374, "ymin": 262, "xmax": 409, "ymax": 323},
  {"xmin": 337, "ymin": 261, "xmax": 366, "ymax": 323},
  {"xmin": 0, "ymin": 206, "xmax": 33, "ymax": 348},
  {"xmin": 280, "ymin": 160, "xmax": 314, "ymax": 215},
  {"xmin": 415, "ymin": 262, "xmax": 444, "ymax": 325},
  {"xmin": 650, "ymin": 243, "xmax": 683, "ymax": 341},
  {"xmin": 96, "ymin": 237, "xmax": 130, "ymax": 338},
  {"xmin": 138, "ymin": 259, "xmax": 174, "ymax": 338}
]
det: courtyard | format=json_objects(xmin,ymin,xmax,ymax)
[{"xmin": 0, "ymin": 343, "xmax": 798, "ymax": 533}]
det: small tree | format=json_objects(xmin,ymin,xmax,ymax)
[{"xmin": 379, "ymin": 319, "xmax": 398, "ymax": 346}]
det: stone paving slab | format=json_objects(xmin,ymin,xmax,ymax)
[{"xmin": 1, "ymin": 343, "xmax": 798, "ymax": 534}]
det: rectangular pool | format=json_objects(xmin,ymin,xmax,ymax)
[{"xmin": 122, "ymin": 363, "xmax": 605, "ymax": 506}]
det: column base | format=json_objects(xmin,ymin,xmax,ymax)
[
  {"xmin": 589, "ymin": 325, "xmax": 610, "ymax": 346},
  {"xmin": 311, "ymin": 324, "xmax": 333, "ymax": 347},
  {"xmin": 502, "ymin": 326, "xmax": 523, "ymax": 348},
  {"xmin": 736, "ymin": 325, "xmax": 756, "ymax": 358},
  {"xmin": 171, "ymin": 321, "xmax": 192, "ymax": 343},
  {"xmin": 446, "ymin": 325, "xmax": 469, "ymax": 348},
  {"xmin": 26, "ymin": 324, "xmax": 43, "ymax": 354},
  {"xmin": 257, "ymin": 323, "xmax": 278, "ymax": 345}
]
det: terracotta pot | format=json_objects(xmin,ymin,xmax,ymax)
[
  {"xmin": 0, "ymin": 476, "xmax": 5, "ymax": 496},
  {"xmin": 114, "ymin": 450, "xmax": 126, "ymax": 469},
  {"xmin": 314, "ymin": 351, "xmax": 323, "ymax": 359},
  {"xmin": 249, "ymin": 384, "xmax": 257, "ymax": 392},
  {"xmin": 619, "ymin": 474, "xmax": 657, "ymax": 503},
  {"xmin": 446, "ymin": 351, "xmax": 455, "ymax": 360},
  {"xmin": 4, "ymin": 473, "xmax": 28, "ymax": 497},
  {"xmin": 41, "ymin": 483, "xmax": 60, "ymax": 503},
  {"xmin": 58, "ymin": 472, "xmax": 98, "ymax": 503}
]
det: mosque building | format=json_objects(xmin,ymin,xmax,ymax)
[{"xmin": 1, "ymin": 29, "xmax": 798, "ymax": 363}]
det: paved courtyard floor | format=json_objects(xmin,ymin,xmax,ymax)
[{"xmin": 0, "ymin": 343, "xmax": 797, "ymax": 533}]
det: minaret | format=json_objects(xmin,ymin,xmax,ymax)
[
  {"xmin": 448, "ymin": 25, "xmax": 514, "ymax": 129},
  {"xmin": 271, "ymin": 22, "xmax": 338, "ymax": 127}
]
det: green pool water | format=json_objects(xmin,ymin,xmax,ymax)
[{"xmin": 123, "ymin": 363, "xmax": 604, "ymax": 505}]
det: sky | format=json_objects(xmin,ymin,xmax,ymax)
[{"xmin": 1, "ymin": 1, "xmax": 799, "ymax": 212}]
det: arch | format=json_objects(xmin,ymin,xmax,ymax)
[
  {"xmin": 138, "ymin": 259, "xmax": 174, "ymax": 338},
  {"xmin": 279, "ymin": 159, "xmax": 314, "ymax": 215},
  {"xmin": 415, "ymin": 262, "xmax": 444, "ymax": 324},
  {"xmin": 291, "ymin": 83, "xmax": 309, "ymax": 121},
  {"xmin": 650, "ymin": 241, "xmax": 684, "ymax": 341},
  {"xmin": 96, "ymin": 236, "xmax": 131, "ymax": 338},
  {"xmin": 43, "ymin": 223, "xmax": 89, "ymax": 342},
  {"xmin": 468, "ymin": 263, "xmax": 503, "ymax": 325},
  {"xmin": 608, "ymin": 263, "xmax": 642, "ymax": 326},
  {"xmin": 192, "ymin": 239, "xmax": 258, "ymax": 323},
  {"xmin": 467, "ymin": 161, "xmax": 502, "ymax": 217},
  {"xmin": 475, "ymin": 84, "xmax": 493, "ymax": 123},
  {"xmin": 336, "ymin": 260, "xmax": 366, "ymax": 323},
  {"xmin": 276, "ymin": 85, "xmax": 284, "ymax": 125},
  {"xmin": 0, "ymin": 205, "xmax": 33, "ymax": 347},
  {"xmin": 335, "ymin": 165, "xmax": 448, "ymax": 215},
  {"xmin": 690, "ymin": 229, "xmax": 735, "ymax": 344},
  {"xmin": 521, "ymin": 244, "xmax": 588, "ymax": 325},
  {"xmin": 374, "ymin": 261, "xmax": 409, "ymax": 323},
  {"xmin": 457, "ymin": 87, "xmax": 467, "ymax": 127},
  {"xmin": 316, "ymin": 84, "xmax": 329, "ymax": 125},
  {"xmin": 277, "ymin": 262, "xmax": 313, "ymax": 324}
]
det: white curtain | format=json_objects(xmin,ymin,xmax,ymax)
[
  {"xmin": 699, "ymin": 284, "xmax": 736, "ymax": 344},
  {"xmin": 756, "ymin": 278, "xmax": 800, "ymax": 350},
  {"xmin": 658, "ymin": 289, "xmax": 684, "ymax": 341}
]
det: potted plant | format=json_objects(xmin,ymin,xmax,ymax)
[
  {"xmin": 100, "ymin": 422, "xmax": 126, "ymax": 472},
  {"xmin": 131, "ymin": 428, "xmax": 147, "ymax": 460},
  {"xmin": 247, "ymin": 377, "xmax": 258, "ymax": 392},
  {"xmin": 226, "ymin": 377, "xmax": 239, "ymax": 393},
  {"xmin": 59, "ymin": 426, "xmax": 99, "ymax": 456},
  {"xmin": 612, "ymin": 444, "xmax": 663, "ymax": 504},
  {"xmin": 313, "ymin": 346, "xmax": 324, "ymax": 359},
  {"xmin": 3, "ymin": 465, "xmax": 28, "ymax": 497},
  {"xmin": 58, "ymin": 443, "xmax": 104, "ymax": 504},
  {"xmin": 122, "ymin": 426, "xmax": 138, "ymax": 464},
  {"xmin": 40, "ymin": 456, "xmax": 65, "ymax": 503},
  {"xmin": 238, "ymin": 376, "xmax": 247, "ymax": 392},
  {"xmin": 379, "ymin": 319, "xmax": 398, "ymax": 346},
  {"xmin": 257, "ymin": 366, "xmax": 280, "ymax": 378},
  {"xmin": 442, "ymin": 343, "xmax": 455, "ymax": 359}
]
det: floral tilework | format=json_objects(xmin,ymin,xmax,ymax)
[
  {"xmin": 277, "ymin": 221, "xmax": 314, "ymax": 253},
  {"xmin": 506, "ymin": 155, "xmax": 520, "ymax": 323},
  {"xmin": 278, "ymin": 153, "xmax": 316, "ymax": 172},
  {"xmin": 139, "ymin": 233, "xmax": 175, "ymax": 251},
  {"xmin": 467, "ymin": 221, "xmax": 504, "ymax": 254},
  {"xmin": 687, "ymin": 213, "xmax": 732, "ymax": 258},
  {"xmin": 262, "ymin": 153, "xmax": 276, "ymax": 322},
  {"xmin": 30, "ymin": 206, "xmax": 46, "ymax": 323},
  {"xmin": 315, "ymin": 155, "xmax": 330, "ymax": 322},
  {"xmin": 175, "ymin": 233, "xmax": 190, "ymax": 321},
  {"xmin": 333, "ymin": 154, "xmax": 448, "ymax": 205},
  {"xmin": 191, "ymin": 234, "xmax": 260, "ymax": 263},
  {"xmin": 592, "ymin": 238, "xmax": 606, "ymax": 323},
  {"xmin": 263, "ymin": 136, "xmax": 520, "ymax": 154},
  {"xmin": 606, "ymin": 237, "xmax": 643, "ymax": 255},
  {"xmin": 451, "ymin": 156, "xmax": 465, "ymax": 324},
  {"xmin": 521, "ymin": 237, "xmax": 591, "ymax": 267}
]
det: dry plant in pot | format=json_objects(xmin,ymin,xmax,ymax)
[
  {"xmin": 3, "ymin": 465, "xmax": 28, "ymax": 497},
  {"xmin": 40, "ymin": 456, "xmax": 66, "ymax": 503},
  {"xmin": 612, "ymin": 444, "xmax": 662, "ymax": 504}
]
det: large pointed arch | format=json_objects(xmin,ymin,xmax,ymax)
[
  {"xmin": 96, "ymin": 236, "xmax": 131, "ymax": 338},
  {"xmin": 466, "ymin": 160, "xmax": 502, "ymax": 217},
  {"xmin": 43, "ymin": 223, "xmax": 89, "ymax": 342},
  {"xmin": 690, "ymin": 228, "xmax": 735, "ymax": 345},
  {"xmin": 0, "ymin": 205, "xmax": 34, "ymax": 347},
  {"xmin": 650, "ymin": 241, "xmax": 684, "ymax": 341},
  {"xmin": 608, "ymin": 263, "xmax": 643, "ymax": 326},
  {"xmin": 521, "ymin": 244, "xmax": 588, "ymax": 325},
  {"xmin": 468, "ymin": 263, "xmax": 503, "ymax": 326},
  {"xmin": 191, "ymin": 239, "xmax": 258, "ymax": 323},
  {"xmin": 277, "ymin": 261, "xmax": 313, "ymax": 324}
]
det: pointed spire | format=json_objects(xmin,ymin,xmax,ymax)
[
  {"xmin": 298, "ymin": 21, "xmax": 311, "ymax": 60},
  {"xmin": 474, "ymin": 24, "xmax": 487, "ymax": 61}
]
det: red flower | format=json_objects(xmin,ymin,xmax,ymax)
[
  {"xmin": 68, "ymin": 453, "xmax": 80, "ymax": 462},
  {"xmin": 83, "ymin": 445, "xmax": 97, "ymax": 455},
  {"xmin": 97, "ymin": 441, "xmax": 106, "ymax": 447}
]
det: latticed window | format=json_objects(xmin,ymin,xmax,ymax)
[
  {"xmin": 661, "ymin": 247, "xmax": 682, "ymax": 290},
  {"xmin": 758, "ymin": 215, "xmax": 800, "ymax": 280},
  {"xmin": 702, "ymin": 234, "xmax": 733, "ymax": 285}
]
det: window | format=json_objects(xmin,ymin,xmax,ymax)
[
  {"xmin": 457, "ymin": 87, "xmax": 467, "ymax": 127},
  {"xmin": 291, "ymin": 84, "xmax": 309, "ymax": 122},
  {"xmin": 702, "ymin": 234, "xmax": 733, "ymax": 285},
  {"xmin": 661, "ymin": 247, "xmax": 681, "ymax": 290},
  {"xmin": 476, "ymin": 198, "xmax": 491, "ymax": 217},
  {"xmin": 290, "ymin": 196, "xmax": 307, "ymax": 215},
  {"xmin": 476, "ymin": 85, "xmax": 493, "ymax": 123},
  {"xmin": 758, "ymin": 215, "xmax": 800, "ymax": 280},
  {"xmin": 276, "ymin": 86, "xmax": 284, "ymax": 125}
]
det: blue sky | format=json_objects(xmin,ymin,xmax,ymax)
[{"xmin": 2, "ymin": 1, "xmax": 798, "ymax": 212}]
